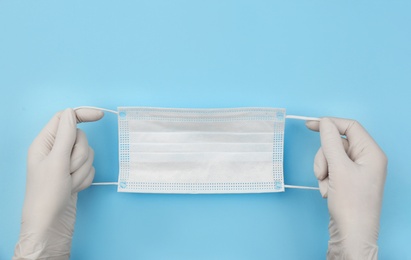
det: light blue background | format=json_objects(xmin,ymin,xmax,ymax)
[{"xmin": 0, "ymin": 1, "xmax": 410, "ymax": 259}]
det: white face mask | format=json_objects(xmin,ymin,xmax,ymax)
[{"xmin": 75, "ymin": 106, "xmax": 319, "ymax": 193}]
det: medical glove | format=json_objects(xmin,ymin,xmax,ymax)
[
  {"xmin": 13, "ymin": 108, "xmax": 104, "ymax": 260},
  {"xmin": 306, "ymin": 118, "xmax": 387, "ymax": 260}
]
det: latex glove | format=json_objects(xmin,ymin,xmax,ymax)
[
  {"xmin": 13, "ymin": 108, "xmax": 104, "ymax": 260},
  {"xmin": 306, "ymin": 118, "xmax": 387, "ymax": 260}
]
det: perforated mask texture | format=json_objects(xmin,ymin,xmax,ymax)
[{"xmin": 117, "ymin": 107, "xmax": 286, "ymax": 194}]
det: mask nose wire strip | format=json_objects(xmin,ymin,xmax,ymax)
[{"xmin": 73, "ymin": 106, "xmax": 320, "ymax": 191}]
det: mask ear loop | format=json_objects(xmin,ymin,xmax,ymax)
[
  {"xmin": 286, "ymin": 115, "xmax": 320, "ymax": 121},
  {"xmin": 74, "ymin": 107, "xmax": 321, "ymax": 191},
  {"xmin": 74, "ymin": 106, "xmax": 119, "ymax": 186},
  {"xmin": 74, "ymin": 106, "xmax": 119, "ymax": 115},
  {"xmin": 283, "ymin": 115, "xmax": 321, "ymax": 191}
]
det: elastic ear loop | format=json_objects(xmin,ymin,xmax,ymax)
[{"xmin": 74, "ymin": 106, "xmax": 320, "ymax": 191}]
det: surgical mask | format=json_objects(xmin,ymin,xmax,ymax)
[{"xmin": 75, "ymin": 106, "xmax": 319, "ymax": 194}]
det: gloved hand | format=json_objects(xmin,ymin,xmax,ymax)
[
  {"xmin": 13, "ymin": 108, "xmax": 104, "ymax": 260},
  {"xmin": 306, "ymin": 118, "xmax": 387, "ymax": 260}
]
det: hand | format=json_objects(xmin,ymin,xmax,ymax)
[
  {"xmin": 306, "ymin": 118, "xmax": 387, "ymax": 260},
  {"xmin": 13, "ymin": 108, "xmax": 104, "ymax": 260}
]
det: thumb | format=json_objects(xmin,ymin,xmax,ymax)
[
  {"xmin": 74, "ymin": 108, "xmax": 104, "ymax": 123},
  {"xmin": 319, "ymin": 118, "xmax": 350, "ymax": 169},
  {"xmin": 50, "ymin": 108, "xmax": 77, "ymax": 158}
]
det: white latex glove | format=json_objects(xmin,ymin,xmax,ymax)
[
  {"xmin": 13, "ymin": 108, "xmax": 104, "ymax": 260},
  {"xmin": 306, "ymin": 118, "xmax": 387, "ymax": 260}
]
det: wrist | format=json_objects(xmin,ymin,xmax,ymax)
[
  {"xmin": 327, "ymin": 236, "xmax": 378, "ymax": 260},
  {"xmin": 14, "ymin": 229, "xmax": 72, "ymax": 260}
]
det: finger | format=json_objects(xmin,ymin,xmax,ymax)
[
  {"xmin": 308, "ymin": 119, "xmax": 327, "ymax": 181},
  {"xmin": 319, "ymin": 118, "xmax": 350, "ymax": 167},
  {"xmin": 314, "ymin": 148, "xmax": 328, "ymax": 181},
  {"xmin": 28, "ymin": 111, "xmax": 63, "ymax": 163},
  {"xmin": 307, "ymin": 118, "xmax": 372, "ymax": 145},
  {"xmin": 51, "ymin": 108, "xmax": 77, "ymax": 158},
  {"xmin": 327, "ymin": 117, "xmax": 371, "ymax": 143},
  {"xmin": 318, "ymin": 176, "xmax": 329, "ymax": 198},
  {"xmin": 306, "ymin": 120, "xmax": 349, "ymax": 151},
  {"xmin": 313, "ymin": 136, "xmax": 349, "ymax": 179},
  {"xmin": 71, "ymin": 147, "xmax": 94, "ymax": 193},
  {"xmin": 70, "ymin": 129, "xmax": 89, "ymax": 173},
  {"xmin": 73, "ymin": 167, "xmax": 95, "ymax": 193},
  {"xmin": 305, "ymin": 120, "xmax": 320, "ymax": 132},
  {"xmin": 342, "ymin": 137, "xmax": 349, "ymax": 152},
  {"xmin": 328, "ymin": 117, "xmax": 384, "ymax": 164},
  {"xmin": 74, "ymin": 108, "xmax": 104, "ymax": 123},
  {"xmin": 28, "ymin": 108, "xmax": 103, "ymax": 164}
]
